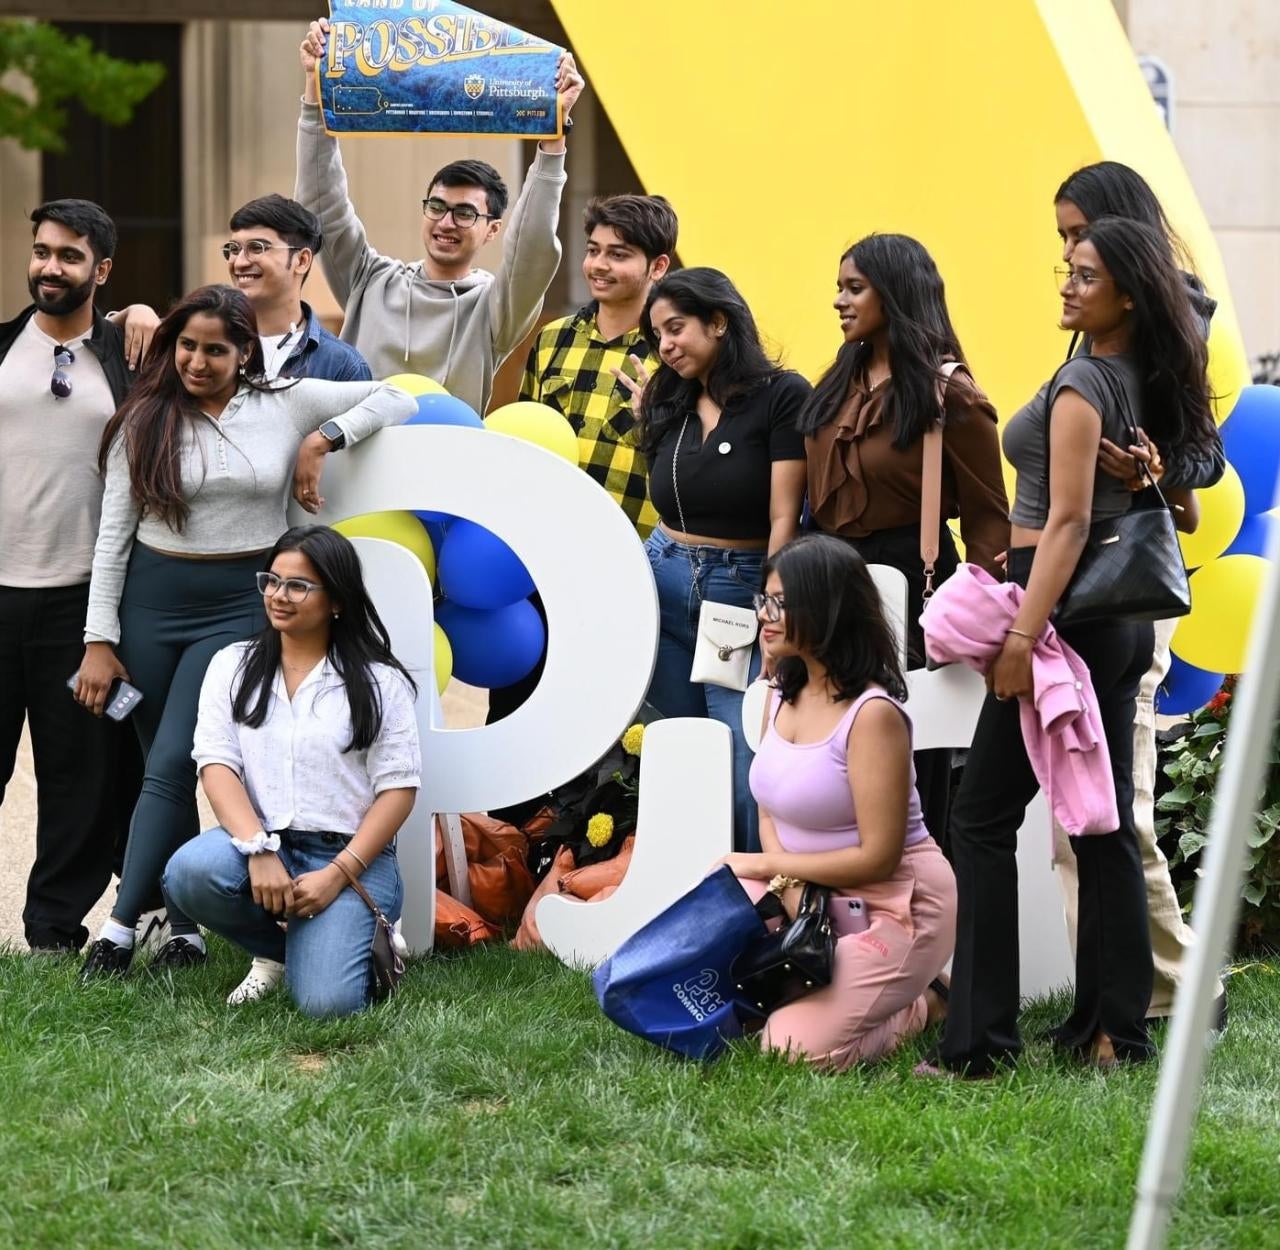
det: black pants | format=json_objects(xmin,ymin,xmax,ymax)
[
  {"xmin": 0, "ymin": 582, "xmax": 142, "ymax": 949},
  {"xmin": 113, "ymin": 545, "xmax": 265, "ymax": 931},
  {"xmin": 939, "ymin": 548, "xmax": 1156, "ymax": 1073},
  {"xmin": 829, "ymin": 523, "xmax": 959, "ymax": 850}
]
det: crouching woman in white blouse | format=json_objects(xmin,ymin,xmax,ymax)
[{"xmin": 164, "ymin": 525, "xmax": 420, "ymax": 1017}]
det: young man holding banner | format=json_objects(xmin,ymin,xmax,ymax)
[{"xmin": 295, "ymin": 17, "xmax": 584, "ymax": 415}]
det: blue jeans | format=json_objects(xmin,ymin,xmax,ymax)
[
  {"xmin": 163, "ymin": 827, "xmax": 403, "ymax": 1018},
  {"xmin": 645, "ymin": 527, "xmax": 763, "ymax": 852}
]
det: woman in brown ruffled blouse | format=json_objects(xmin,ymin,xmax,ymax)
[{"xmin": 798, "ymin": 233, "xmax": 1010, "ymax": 846}]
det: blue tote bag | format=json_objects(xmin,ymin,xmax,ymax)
[{"xmin": 592, "ymin": 866, "xmax": 767, "ymax": 1060}]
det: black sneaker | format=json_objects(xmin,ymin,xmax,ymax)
[
  {"xmin": 147, "ymin": 937, "xmax": 207, "ymax": 971},
  {"xmin": 80, "ymin": 939, "xmax": 134, "ymax": 981}
]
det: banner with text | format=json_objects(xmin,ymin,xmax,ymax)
[{"xmin": 320, "ymin": 0, "xmax": 562, "ymax": 139}]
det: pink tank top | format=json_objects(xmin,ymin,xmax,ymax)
[{"xmin": 749, "ymin": 685, "xmax": 929, "ymax": 853}]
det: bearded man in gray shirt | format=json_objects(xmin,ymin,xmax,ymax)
[{"xmin": 0, "ymin": 199, "xmax": 142, "ymax": 953}]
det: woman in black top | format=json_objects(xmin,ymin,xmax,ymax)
[
  {"xmin": 932, "ymin": 218, "xmax": 1218, "ymax": 1077},
  {"xmin": 637, "ymin": 268, "xmax": 809, "ymax": 852}
]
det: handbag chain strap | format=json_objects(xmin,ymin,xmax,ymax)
[{"xmin": 671, "ymin": 413, "xmax": 705, "ymax": 604}]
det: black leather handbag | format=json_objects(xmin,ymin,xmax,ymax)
[
  {"xmin": 729, "ymin": 883, "xmax": 835, "ymax": 1019},
  {"xmin": 1042, "ymin": 356, "xmax": 1191, "ymax": 628}
]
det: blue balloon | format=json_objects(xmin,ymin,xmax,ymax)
[
  {"xmin": 1156, "ymin": 654, "xmax": 1225, "ymax": 717},
  {"xmin": 1220, "ymin": 384, "xmax": 1280, "ymax": 515},
  {"xmin": 435, "ymin": 598, "xmax": 545, "ymax": 688},
  {"xmin": 416, "ymin": 515, "xmax": 454, "ymax": 550},
  {"xmin": 407, "ymin": 393, "xmax": 484, "ymax": 429},
  {"xmin": 437, "ymin": 518, "xmax": 535, "ymax": 609},
  {"xmin": 1223, "ymin": 510, "xmax": 1275, "ymax": 559}
]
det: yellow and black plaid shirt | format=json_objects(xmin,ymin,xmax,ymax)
[{"xmin": 519, "ymin": 303, "xmax": 660, "ymax": 536}]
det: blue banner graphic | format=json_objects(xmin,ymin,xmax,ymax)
[{"xmin": 320, "ymin": 0, "xmax": 562, "ymax": 139}]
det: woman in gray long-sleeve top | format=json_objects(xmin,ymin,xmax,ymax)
[{"xmin": 73, "ymin": 284, "xmax": 414, "ymax": 980}]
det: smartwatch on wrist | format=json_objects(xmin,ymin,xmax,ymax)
[{"xmin": 318, "ymin": 419, "xmax": 346, "ymax": 450}]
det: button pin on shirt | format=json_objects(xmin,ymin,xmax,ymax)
[{"xmin": 718, "ymin": 441, "xmax": 732, "ymax": 455}]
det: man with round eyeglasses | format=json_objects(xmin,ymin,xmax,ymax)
[
  {"xmin": 224, "ymin": 193, "xmax": 371, "ymax": 383},
  {"xmin": 295, "ymin": 17, "xmax": 585, "ymax": 414},
  {"xmin": 0, "ymin": 198, "xmax": 143, "ymax": 955}
]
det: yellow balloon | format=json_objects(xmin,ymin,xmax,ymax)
[
  {"xmin": 433, "ymin": 622, "xmax": 453, "ymax": 695},
  {"xmin": 382, "ymin": 372, "xmax": 447, "ymax": 397},
  {"xmin": 484, "ymin": 401, "xmax": 578, "ymax": 465},
  {"xmin": 332, "ymin": 511, "xmax": 436, "ymax": 583},
  {"xmin": 1178, "ymin": 462, "xmax": 1245, "ymax": 569},
  {"xmin": 1171, "ymin": 554, "xmax": 1269, "ymax": 674}
]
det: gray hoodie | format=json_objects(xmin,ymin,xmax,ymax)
[{"xmin": 295, "ymin": 101, "xmax": 566, "ymax": 415}]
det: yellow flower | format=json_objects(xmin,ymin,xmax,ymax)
[
  {"xmin": 586, "ymin": 813, "xmax": 615, "ymax": 848},
  {"xmin": 621, "ymin": 723, "xmax": 645, "ymax": 757}
]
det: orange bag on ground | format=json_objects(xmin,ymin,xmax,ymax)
[
  {"xmin": 434, "ymin": 891, "xmax": 501, "ymax": 950},
  {"xmin": 434, "ymin": 813, "xmax": 536, "ymax": 925},
  {"xmin": 559, "ymin": 835, "xmax": 635, "ymax": 900},
  {"xmin": 511, "ymin": 846, "xmax": 576, "ymax": 952}
]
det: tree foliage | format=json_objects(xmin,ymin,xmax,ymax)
[{"xmin": 0, "ymin": 19, "xmax": 165, "ymax": 153}]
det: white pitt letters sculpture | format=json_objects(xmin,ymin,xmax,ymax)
[
  {"xmin": 306, "ymin": 427, "xmax": 1071, "ymax": 996},
  {"xmin": 296, "ymin": 424, "xmax": 734, "ymax": 957}
]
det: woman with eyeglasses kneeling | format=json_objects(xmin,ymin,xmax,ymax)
[
  {"xmin": 720, "ymin": 534, "xmax": 956, "ymax": 1069},
  {"xmin": 75, "ymin": 285, "xmax": 414, "ymax": 980},
  {"xmin": 163, "ymin": 525, "xmax": 419, "ymax": 1016}
]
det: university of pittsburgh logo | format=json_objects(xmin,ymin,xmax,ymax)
[{"xmin": 464, "ymin": 75, "xmax": 485, "ymax": 100}]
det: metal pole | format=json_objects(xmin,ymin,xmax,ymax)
[{"xmin": 1127, "ymin": 519, "xmax": 1280, "ymax": 1250}]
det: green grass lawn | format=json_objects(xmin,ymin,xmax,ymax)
[{"xmin": 1, "ymin": 943, "xmax": 1276, "ymax": 1250}]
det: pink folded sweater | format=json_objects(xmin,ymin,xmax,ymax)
[{"xmin": 920, "ymin": 563, "xmax": 1119, "ymax": 836}]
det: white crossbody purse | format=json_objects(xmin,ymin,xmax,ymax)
[{"xmin": 671, "ymin": 415, "xmax": 760, "ymax": 691}]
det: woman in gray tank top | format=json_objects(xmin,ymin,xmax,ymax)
[
  {"xmin": 1050, "ymin": 162, "xmax": 1228, "ymax": 1032},
  {"xmin": 930, "ymin": 217, "xmax": 1219, "ymax": 1078}
]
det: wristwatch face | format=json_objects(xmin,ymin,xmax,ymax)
[{"xmin": 320, "ymin": 421, "xmax": 345, "ymax": 448}]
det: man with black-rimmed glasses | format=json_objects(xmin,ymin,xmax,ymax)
[{"xmin": 0, "ymin": 198, "xmax": 141, "ymax": 954}]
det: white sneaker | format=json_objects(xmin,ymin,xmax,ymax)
[
  {"xmin": 135, "ymin": 909, "xmax": 170, "ymax": 954},
  {"xmin": 226, "ymin": 957, "xmax": 285, "ymax": 1005}
]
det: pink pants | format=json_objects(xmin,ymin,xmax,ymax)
[{"xmin": 741, "ymin": 839, "xmax": 957, "ymax": 1070}]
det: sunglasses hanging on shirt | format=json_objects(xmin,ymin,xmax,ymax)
[{"xmin": 50, "ymin": 345, "xmax": 74, "ymax": 399}]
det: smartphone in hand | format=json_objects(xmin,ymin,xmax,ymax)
[{"xmin": 66, "ymin": 672, "xmax": 144, "ymax": 721}]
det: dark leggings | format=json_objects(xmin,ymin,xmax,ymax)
[
  {"xmin": 112, "ymin": 545, "xmax": 265, "ymax": 933},
  {"xmin": 939, "ymin": 547, "xmax": 1155, "ymax": 1074}
]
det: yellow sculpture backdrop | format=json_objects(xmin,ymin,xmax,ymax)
[
  {"xmin": 551, "ymin": 0, "xmax": 1249, "ymax": 421},
  {"xmin": 553, "ymin": 0, "xmax": 1264, "ymax": 687}
]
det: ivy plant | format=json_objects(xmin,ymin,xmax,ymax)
[{"xmin": 1156, "ymin": 676, "xmax": 1280, "ymax": 946}]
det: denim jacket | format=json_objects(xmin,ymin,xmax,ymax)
[{"xmin": 278, "ymin": 302, "xmax": 372, "ymax": 382}]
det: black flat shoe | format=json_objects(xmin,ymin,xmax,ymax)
[
  {"xmin": 80, "ymin": 938, "xmax": 133, "ymax": 982},
  {"xmin": 147, "ymin": 937, "xmax": 207, "ymax": 971}
]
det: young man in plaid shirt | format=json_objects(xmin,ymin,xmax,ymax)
[
  {"xmin": 487, "ymin": 195, "xmax": 678, "ymax": 726},
  {"xmin": 519, "ymin": 194, "xmax": 679, "ymax": 536}
]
